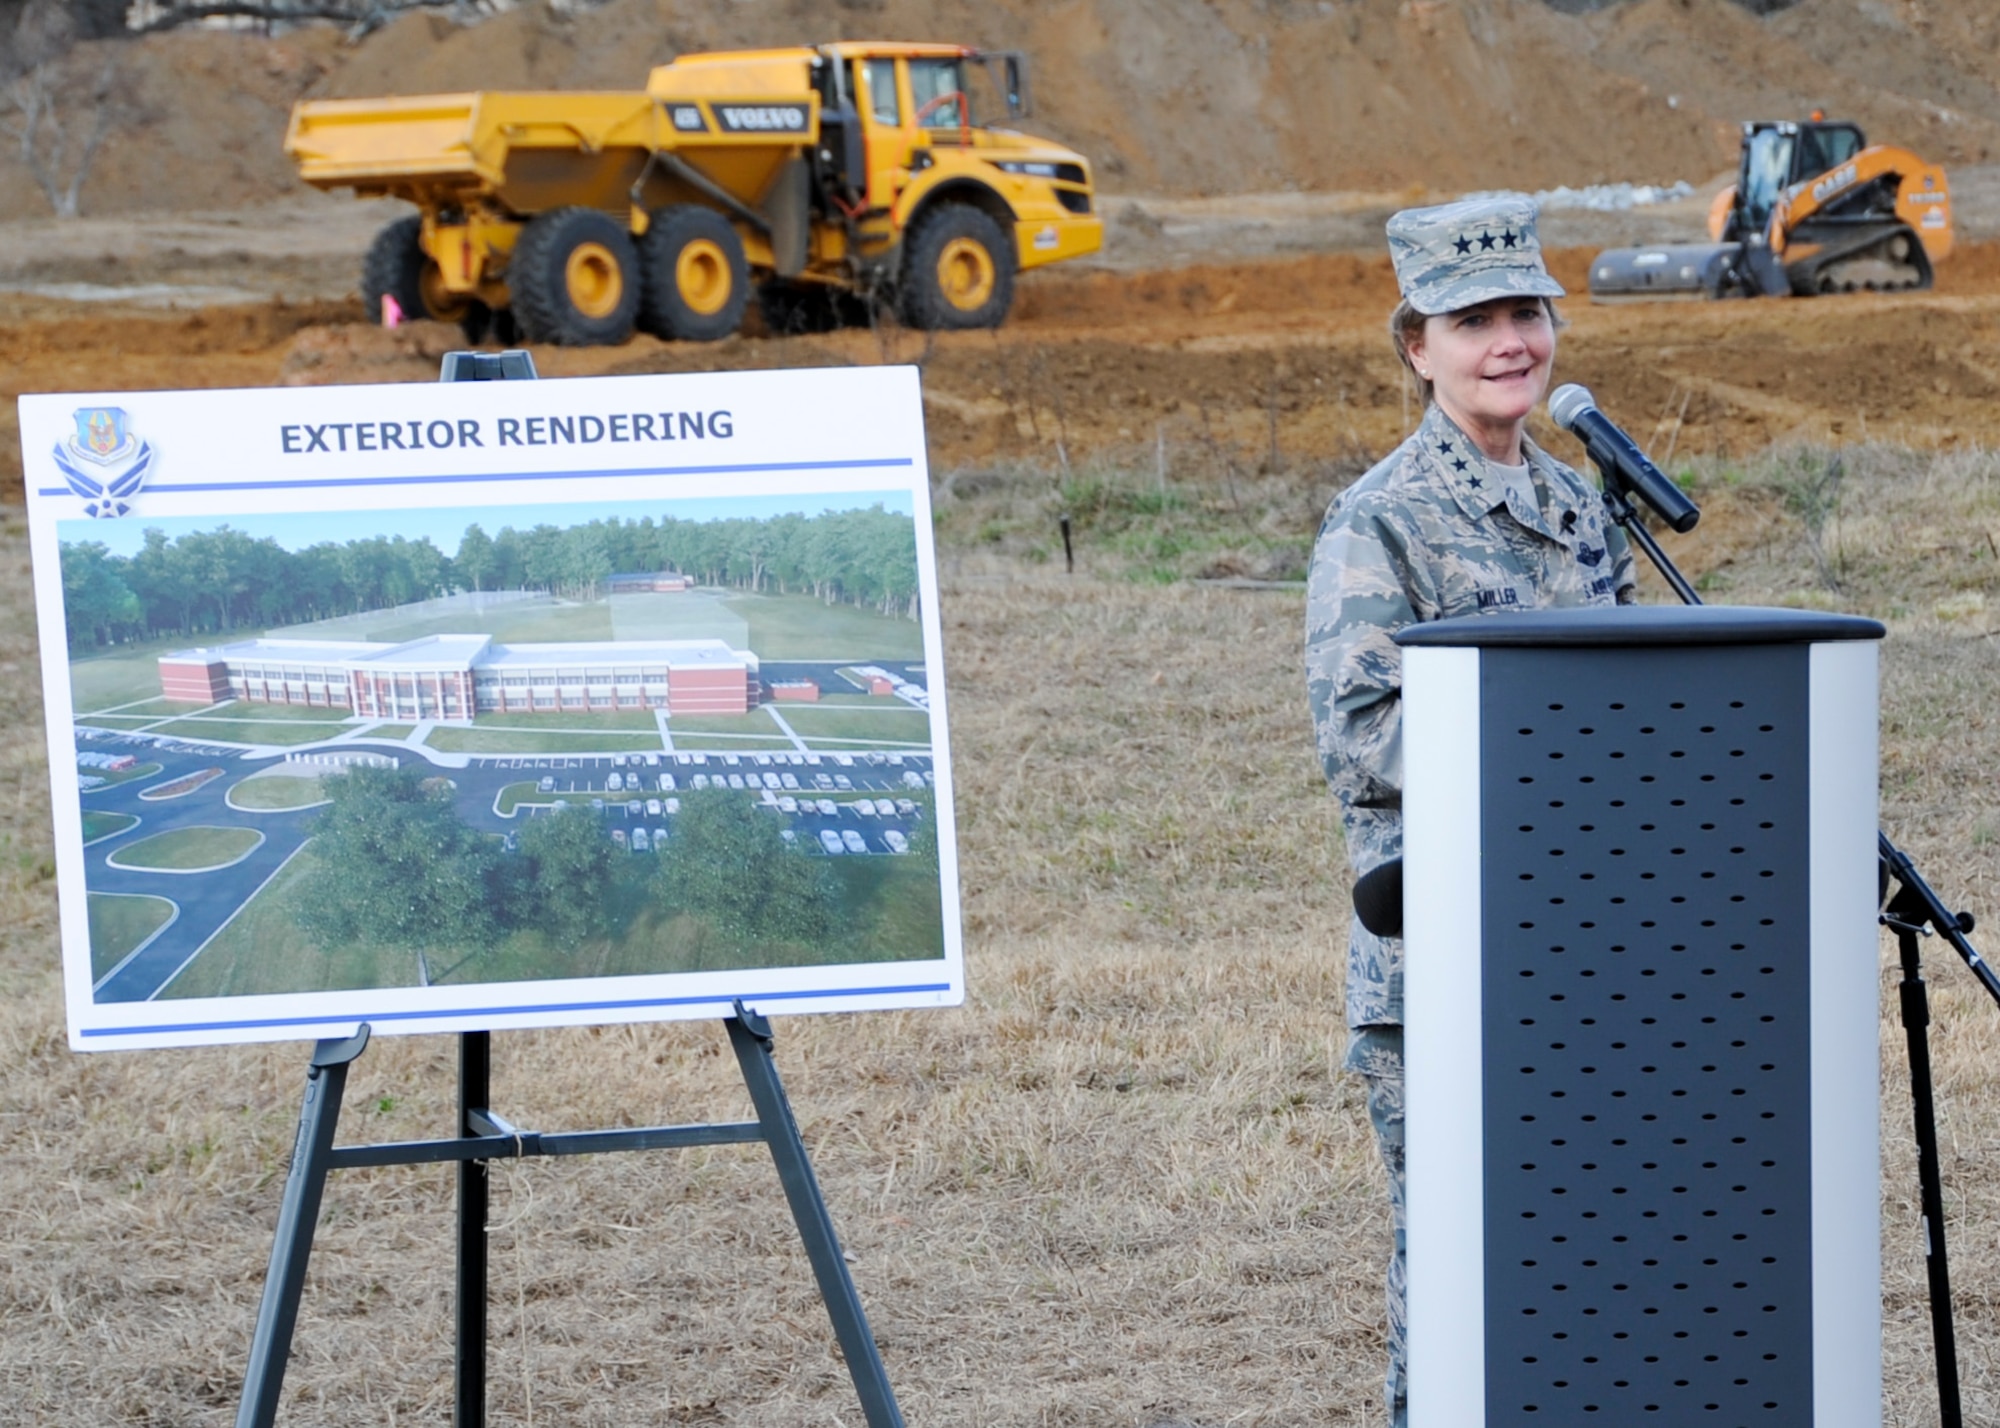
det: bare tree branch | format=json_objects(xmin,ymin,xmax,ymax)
[
  {"xmin": 5, "ymin": 53, "xmax": 129, "ymax": 217},
  {"xmin": 129, "ymin": 0, "xmax": 498, "ymax": 34}
]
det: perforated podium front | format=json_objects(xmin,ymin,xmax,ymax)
[{"xmin": 1396, "ymin": 606, "xmax": 1885, "ymax": 1428}]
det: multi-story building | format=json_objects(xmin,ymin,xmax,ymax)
[{"xmin": 157, "ymin": 634, "xmax": 757, "ymax": 722}]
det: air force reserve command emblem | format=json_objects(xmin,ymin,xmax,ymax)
[{"xmin": 52, "ymin": 406, "xmax": 156, "ymax": 517}]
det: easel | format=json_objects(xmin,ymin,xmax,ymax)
[
  {"xmin": 236, "ymin": 1010, "xmax": 902, "ymax": 1428},
  {"xmin": 234, "ymin": 349, "xmax": 905, "ymax": 1428}
]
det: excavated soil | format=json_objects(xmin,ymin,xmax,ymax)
[
  {"xmin": 7, "ymin": 237, "xmax": 2000, "ymax": 509},
  {"xmin": 7, "ymin": 0, "xmax": 2000, "ymax": 499},
  {"xmin": 6, "ymin": 0, "xmax": 2000, "ymax": 218}
]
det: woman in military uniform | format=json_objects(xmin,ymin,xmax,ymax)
[{"xmin": 1304, "ymin": 195, "xmax": 1637, "ymax": 1427}]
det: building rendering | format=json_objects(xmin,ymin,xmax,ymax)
[{"xmin": 158, "ymin": 634, "xmax": 757, "ymax": 722}]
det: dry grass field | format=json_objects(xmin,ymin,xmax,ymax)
[{"xmin": 3, "ymin": 438, "xmax": 2000, "ymax": 1426}]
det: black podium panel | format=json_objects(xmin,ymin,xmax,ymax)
[{"xmin": 1479, "ymin": 645, "xmax": 1813, "ymax": 1423}]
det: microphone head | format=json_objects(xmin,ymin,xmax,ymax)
[{"xmin": 1547, "ymin": 383, "xmax": 1597, "ymax": 434}]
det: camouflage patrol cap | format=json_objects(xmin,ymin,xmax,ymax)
[{"xmin": 1387, "ymin": 194, "xmax": 1565, "ymax": 316}]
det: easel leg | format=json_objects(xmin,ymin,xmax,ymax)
[
  {"xmin": 727, "ymin": 1007, "xmax": 906, "ymax": 1428},
  {"xmin": 235, "ymin": 1026, "xmax": 371, "ymax": 1428},
  {"xmin": 1895, "ymin": 923, "xmax": 1964, "ymax": 1428},
  {"xmin": 457, "ymin": 1030, "xmax": 490, "ymax": 1428}
]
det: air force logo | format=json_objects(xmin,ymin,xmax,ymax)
[{"xmin": 53, "ymin": 406, "xmax": 156, "ymax": 518}]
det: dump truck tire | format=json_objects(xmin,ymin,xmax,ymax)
[
  {"xmin": 361, "ymin": 215, "xmax": 430, "ymax": 325},
  {"xmin": 639, "ymin": 206, "xmax": 749, "ymax": 342},
  {"xmin": 899, "ymin": 204, "xmax": 1013, "ymax": 330},
  {"xmin": 509, "ymin": 206, "xmax": 641, "ymax": 346}
]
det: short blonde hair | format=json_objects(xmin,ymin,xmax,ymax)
[{"xmin": 1388, "ymin": 297, "xmax": 1567, "ymax": 408}]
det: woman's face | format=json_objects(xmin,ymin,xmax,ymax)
[{"xmin": 1407, "ymin": 297, "xmax": 1556, "ymax": 442}]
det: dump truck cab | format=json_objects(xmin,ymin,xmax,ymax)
[{"xmin": 649, "ymin": 41, "xmax": 1100, "ymax": 329}]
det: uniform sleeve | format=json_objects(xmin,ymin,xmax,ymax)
[
  {"xmin": 1606, "ymin": 520, "xmax": 1638, "ymax": 604},
  {"xmin": 1305, "ymin": 497, "xmax": 1429, "ymax": 817}
]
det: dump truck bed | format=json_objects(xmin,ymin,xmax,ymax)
[{"xmin": 286, "ymin": 88, "xmax": 818, "ymax": 207}]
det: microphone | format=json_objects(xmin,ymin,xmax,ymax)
[
  {"xmin": 1352, "ymin": 858, "xmax": 1403, "ymax": 939},
  {"xmin": 1547, "ymin": 384, "xmax": 1700, "ymax": 534}
]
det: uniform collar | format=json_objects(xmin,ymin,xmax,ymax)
[{"xmin": 1414, "ymin": 405, "xmax": 1564, "ymax": 541}]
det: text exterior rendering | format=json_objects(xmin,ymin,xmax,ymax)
[{"xmin": 22, "ymin": 366, "xmax": 964, "ymax": 1051}]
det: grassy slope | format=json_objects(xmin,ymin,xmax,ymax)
[{"xmin": 5, "ymin": 446, "xmax": 2000, "ymax": 1425}]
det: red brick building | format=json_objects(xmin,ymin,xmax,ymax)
[{"xmin": 158, "ymin": 634, "xmax": 758, "ymax": 721}]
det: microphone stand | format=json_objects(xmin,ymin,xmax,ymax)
[{"xmin": 1593, "ymin": 459, "xmax": 1977, "ymax": 1428}]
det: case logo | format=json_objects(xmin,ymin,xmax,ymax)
[{"xmin": 53, "ymin": 406, "xmax": 156, "ymax": 518}]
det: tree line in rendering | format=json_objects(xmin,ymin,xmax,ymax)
[
  {"xmin": 292, "ymin": 766, "xmax": 939, "ymax": 975},
  {"xmin": 58, "ymin": 504, "xmax": 919, "ymax": 648}
]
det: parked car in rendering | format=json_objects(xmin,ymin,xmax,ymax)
[{"xmin": 818, "ymin": 829, "xmax": 845, "ymax": 855}]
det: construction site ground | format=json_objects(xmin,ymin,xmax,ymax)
[{"xmin": 5, "ymin": 173, "xmax": 2000, "ymax": 508}]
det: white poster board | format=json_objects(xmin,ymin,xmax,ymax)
[{"xmin": 21, "ymin": 366, "xmax": 962, "ymax": 1050}]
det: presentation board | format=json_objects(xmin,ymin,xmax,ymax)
[{"xmin": 22, "ymin": 366, "xmax": 962, "ymax": 1050}]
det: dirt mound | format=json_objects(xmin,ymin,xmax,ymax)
[
  {"xmin": 9, "ymin": 240, "xmax": 2000, "ymax": 509},
  {"xmin": 7, "ymin": 0, "xmax": 2000, "ymax": 220}
]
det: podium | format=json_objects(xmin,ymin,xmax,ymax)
[{"xmin": 1397, "ymin": 605, "xmax": 1886, "ymax": 1427}]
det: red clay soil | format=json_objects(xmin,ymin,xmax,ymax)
[{"xmin": 8, "ymin": 240, "xmax": 2000, "ymax": 508}]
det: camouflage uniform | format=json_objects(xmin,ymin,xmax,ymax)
[{"xmin": 1303, "ymin": 194, "xmax": 1638, "ymax": 1428}]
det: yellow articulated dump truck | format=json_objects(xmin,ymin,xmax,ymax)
[{"xmin": 285, "ymin": 41, "xmax": 1102, "ymax": 345}]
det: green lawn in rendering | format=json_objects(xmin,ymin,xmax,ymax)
[
  {"xmin": 80, "ymin": 810, "xmax": 140, "ymax": 843},
  {"xmin": 662, "ymin": 710, "xmax": 781, "ymax": 735},
  {"xmin": 185, "ymin": 700, "xmax": 359, "ymax": 723},
  {"xmin": 108, "ymin": 826, "xmax": 263, "ymax": 871},
  {"xmin": 227, "ymin": 774, "xmax": 328, "ymax": 810},
  {"xmin": 87, "ymin": 893, "xmax": 176, "ymax": 980},
  {"xmin": 425, "ymin": 728, "xmax": 666, "ymax": 754},
  {"xmin": 147, "ymin": 719, "xmax": 349, "ymax": 747},
  {"xmin": 722, "ymin": 592, "xmax": 923, "ymax": 659},
  {"xmin": 69, "ymin": 638, "xmax": 216, "ymax": 712},
  {"xmin": 160, "ymin": 849, "xmax": 422, "ymax": 998},
  {"xmin": 771, "ymin": 705, "xmax": 931, "ymax": 746},
  {"xmin": 469, "ymin": 710, "xmax": 659, "ymax": 731}
]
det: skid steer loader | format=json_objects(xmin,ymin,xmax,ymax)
[{"xmin": 1589, "ymin": 118, "xmax": 1951, "ymax": 301}]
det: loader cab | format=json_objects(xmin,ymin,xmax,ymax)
[{"xmin": 1735, "ymin": 120, "xmax": 1867, "ymax": 237}]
